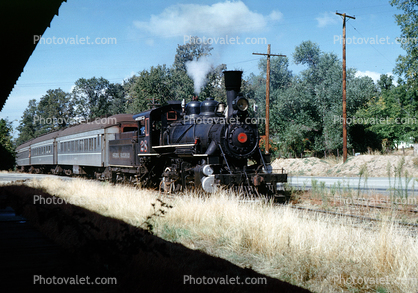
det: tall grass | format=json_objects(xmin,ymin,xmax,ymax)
[{"xmin": 25, "ymin": 178, "xmax": 418, "ymax": 293}]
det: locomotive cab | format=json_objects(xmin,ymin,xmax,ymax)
[{"xmin": 132, "ymin": 103, "xmax": 183, "ymax": 155}]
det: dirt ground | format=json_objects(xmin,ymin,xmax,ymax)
[{"xmin": 271, "ymin": 151, "xmax": 418, "ymax": 177}]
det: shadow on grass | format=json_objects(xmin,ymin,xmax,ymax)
[{"xmin": 0, "ymin": 184, "xmax": 311, "ymax": 293}]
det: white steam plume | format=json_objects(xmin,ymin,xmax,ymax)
[{"xmin": 185, "ymin": 57, "xmax": 213, "ymax": 95}]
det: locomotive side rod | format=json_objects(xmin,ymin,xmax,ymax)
[{"xmin": 218, "ymin": 144, "xmax": 233, "ymax": 174}]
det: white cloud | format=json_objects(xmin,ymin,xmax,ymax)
[
  {"xmin": 123, "ymin": 71, "xmax": 136, "ymax": 83},
  {"xmin": 133, "ymin": 1, "xmax": 282, "ymax": 38},
  {"xmin": 355, "ymin": 71, "xmax": 395, "ymax": 84},
  {"xmin": 316, "ymin": 11, "xmax": 338, "ymax": 28},
  {"xmin": 269, "ymin": 10, "xmax": 283, "ymax": 21}
]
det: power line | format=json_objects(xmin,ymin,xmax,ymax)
[{"xmin": 347, "ymin": 21, "xmax": 396, "ymax": 67}]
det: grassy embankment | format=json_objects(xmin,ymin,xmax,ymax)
[{"xmin": 16, "ymin": 177, "xmax": 418, "ymax": 293}]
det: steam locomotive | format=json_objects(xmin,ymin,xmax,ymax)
[{"xmin": 16, "ymin": 71, "xmax": 287, "ymax": 198}]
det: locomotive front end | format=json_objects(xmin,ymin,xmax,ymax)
[{"xmin": 157, "ymin": 70, "xmax": 287, "ymax": 199}]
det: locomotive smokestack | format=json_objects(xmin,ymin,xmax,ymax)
[{"xmin": 224, "ymin": 71, "xmax": 243, "ymax": 118}]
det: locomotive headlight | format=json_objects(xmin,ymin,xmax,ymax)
[{"xmin": 233, "ymin": 97, "xmax": 249, "ymax": 111}]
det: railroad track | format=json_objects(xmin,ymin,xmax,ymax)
[
  {"xmin": 346, "ymin": 202, "xmax": 418, "ymax": 213},
  {"xmin": 286, "ymin": 205, "xmax": 418, "ymax": 237}
]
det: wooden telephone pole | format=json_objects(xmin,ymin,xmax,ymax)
[
  {"xmin": 336, "ymin": 12, "xmax": 355, "ymax": 163},
  {"xmin": 253, "ymin": 44, "xmax": 286, "ymax": 155}
]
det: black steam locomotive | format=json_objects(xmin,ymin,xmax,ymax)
[{"xmin": 16, "ymin": 71, "xmax": 287, "ymax": 198}]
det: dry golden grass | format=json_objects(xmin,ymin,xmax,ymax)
[{"xmin": 24, "ymin": 177, "xmax": 418, "ymax": 293}]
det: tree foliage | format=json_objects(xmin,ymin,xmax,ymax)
[
  {"xmin": 0, "ymin": 118, "xmax": 15, "ymax": 170},
  {"xmin": 16, "ymin": 99, "xmax": 39, "ymax": 146},
  {"xmin": 36, "ymin": 89, "xmax": 72, "ymax": 134},
  {"xmin": 125, "ymin": 65, "xmax": 173, "ymax": 113},
  {"xmin": 15, "ymin": 27, "xmax": 418, "ymax": 158},
  {"xmin": 355, "ymin": 74, "xmax": 418, "ymax": 148},
  {"xmin": 268, "ymin": 41, "xmax": 376, "ymax": 157},
  {"xmin": 391, "ymin": 0, "xmax": 418, "ymax": 86},
  {"xmin": 72, "ymin": 77, "xmax": 113, "ymax": 120},
  {"xmin": 173, "ymin": 36, "xmax": 213, "ymax": 71}
]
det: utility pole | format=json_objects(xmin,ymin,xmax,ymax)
[
  {"xmin": 336, "ymin": 12, "xmax": 355, "ymax": 163},
  {"xmin": 253, "ymin": 44, "xmax": 286, "ymax": 155}
]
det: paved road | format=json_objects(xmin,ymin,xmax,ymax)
[
  {"xmin": 289, "ymin": 175, "xmax": 418, "ymax": 196},
  {"xmin": 0, "ymin": 172, "xmax": 73, "ymax": 185}
]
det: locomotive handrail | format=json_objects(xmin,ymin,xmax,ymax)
[
  {"xmin": 271, "ymin": 168, "xmax": 287, "ymax": 174},
  {"xmin": 152, "ymin": 143, "xmax": 195, "ymax": 149}
]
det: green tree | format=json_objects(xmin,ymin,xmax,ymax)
[
  {"xmin": 247, "ymin": 55, "xmax": 293, "ymax": 139},
  {"xmin": 0, "ymin": 118, "xmax": 15, "ymax": 170},
  {"xmin": 125, "ymin": 65, "xmax": 173, "ymax": 114},
  {"xmin": 16, "ymin": 99, "xmax": 39, "ymax": 146},
  {"xmin": 293, "ymin": 40, "xmax": 321, "ymax": 68},
  {"xmin": 377, "ymin": 74, "xmax": 394, "ymax": 92},
  {"xmin": 391, "ymin": 0, "xmax": 418, "ymax": 86},
  {"xmin": 355, "ymin": 74, "xmax": 418, "ymax": 148},
  {"xmin": 36, "ymin": 88, "xmax": 72, "ymax": 134},
  {"xmin": 173, "ymin": 36, "xmax": 213, "ymax": 71},
  {"xmin": 166, "ymin": 68, "xmax": 194, "ymax": 102},
  {"xmin": 72, "ymin": 77, "xmax": 112, "ymax": 120},
  {"xmin": 0, "ymin": 118, "xmax": 14, "ymax": 153},
  {"xmin": 107, "ymin": 83, "xmax": 126, "ymax": 114},
  {"xmin": 268, "ymin": 41, "xmax": 376, "ymax": 156},
  {"xmin": 196, "ymin": 63, "xmax": 227, "ymax": 102}
]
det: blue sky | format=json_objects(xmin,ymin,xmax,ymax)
[{"xmin": 1, "ymin": 0, "xmax": 405, "ymax": 135}]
